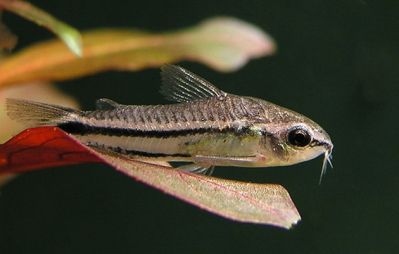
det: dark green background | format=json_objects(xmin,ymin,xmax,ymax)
[{"xmin": 1, "ymin": 0, "xmax": 399, "ymax": 253}]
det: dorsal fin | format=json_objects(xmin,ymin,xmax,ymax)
[
  {"xmin": 160, "ymin": 65, "xmax": 226, "ymax": 103},
  {"xmin": 95, "ymin": 98, "xmax": 122, "ymax": 110}
]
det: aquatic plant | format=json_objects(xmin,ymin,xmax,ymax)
[{"xmin": 0, "ymin": 0, "xmax": 299, "ymax": 229}]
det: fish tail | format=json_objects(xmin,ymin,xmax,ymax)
[{"xmin": 6, "ymin": 98, "xmax": 78, "ymax": 127}]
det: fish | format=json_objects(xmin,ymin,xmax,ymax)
[{"xmin": 6, "ymin": 65, "xmax": 333, "ymax": 181}]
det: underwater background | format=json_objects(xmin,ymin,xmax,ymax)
[{"xmin": 1, "ymin": 0, "xmax": 398, "ymax": 253}]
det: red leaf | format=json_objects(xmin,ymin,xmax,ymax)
[
  {"xmin": 0, "ymin": 126, "xmax": 100, "ymax": 173},
  {"xmin": 0, "ymin": 127, "xmax": 301, "ymax": 228}
]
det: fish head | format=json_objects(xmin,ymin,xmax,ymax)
[
  {"xmin": 276, "ymin": 122, "xmax": 332, "ymax": 165},
  {"xmin": 254, "ymin": 100, "xmax": 333, "ymax": 176}
]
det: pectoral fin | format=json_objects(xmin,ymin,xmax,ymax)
[
  {"xmin": 178, "ymin": 164, "xmax": 215, "ymax": 176},
  {"xmin": 193, "ymin": 154, "xmax": 259, "ymax": 167}
]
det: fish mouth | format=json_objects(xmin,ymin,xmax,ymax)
[{"xmin": 319, "ymin": 141, "xmax": 333, "ymax": 184}]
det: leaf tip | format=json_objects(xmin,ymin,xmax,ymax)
[
  {"xmin": 180, "ymin": 16, "xmax": 277, "ymax": 72},
  {"xmin": 60, "ymin": 28, "xmax": 83, "ymax": 57}
]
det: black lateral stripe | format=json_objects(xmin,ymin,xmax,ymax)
[
  {"xmin": 106, "ymin": 145, "xmax": 190, "ymax": 158},
  {"xmin": 58, "ymin": 121, "xmax": 251, "ymax": 138}
]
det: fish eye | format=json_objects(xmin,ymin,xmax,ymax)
[{"xmin": 287, "ymin": 127, "xmax": 312, "ymax": 147}]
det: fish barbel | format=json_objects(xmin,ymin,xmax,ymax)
[{"xmin": 7, "ymin": 65, "xmax": 333, "ymax": 180}]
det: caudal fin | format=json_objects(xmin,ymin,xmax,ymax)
[{"xmin": 6, "ymin": 98, "xmax": 78, "ymax": 127}]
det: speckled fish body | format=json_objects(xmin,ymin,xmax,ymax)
[{"xmin": 7, "ymin": 65, "xmax": 333, "ymax": 176}]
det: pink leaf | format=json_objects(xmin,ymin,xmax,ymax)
[{"xmin": 0, "ymin": 127, "xmax": 301, "ymax": 229}]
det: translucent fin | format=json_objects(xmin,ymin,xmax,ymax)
[
  {"xmin": 178, "ymin": 163, "xmax": 215, "ymax": 176},
  {"xmin": 134, "ymin": 159, "xmax": 172, "ymax": 167},
  {"xmin": 193, "ymin": 154, "xmax": 258, "ymax": 165},
  {"xmin": 96, "ymin": 98, "xmax": 122, "ymax": 110},
  {"xmin": 6, "ymin": 98, "xmax": 77, "ymax": 127},
  {"xmin": 160, "ymin": 65, "xmax": 226, "ymax": 102}
]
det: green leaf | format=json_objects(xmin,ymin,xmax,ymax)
[
  {"xmin": 0, "ymin": 16, "xmax": 275, "ymax": 88},
  {"xmin": 0, "ymin": 0, "xmax": 82, "ymax": 56}
]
